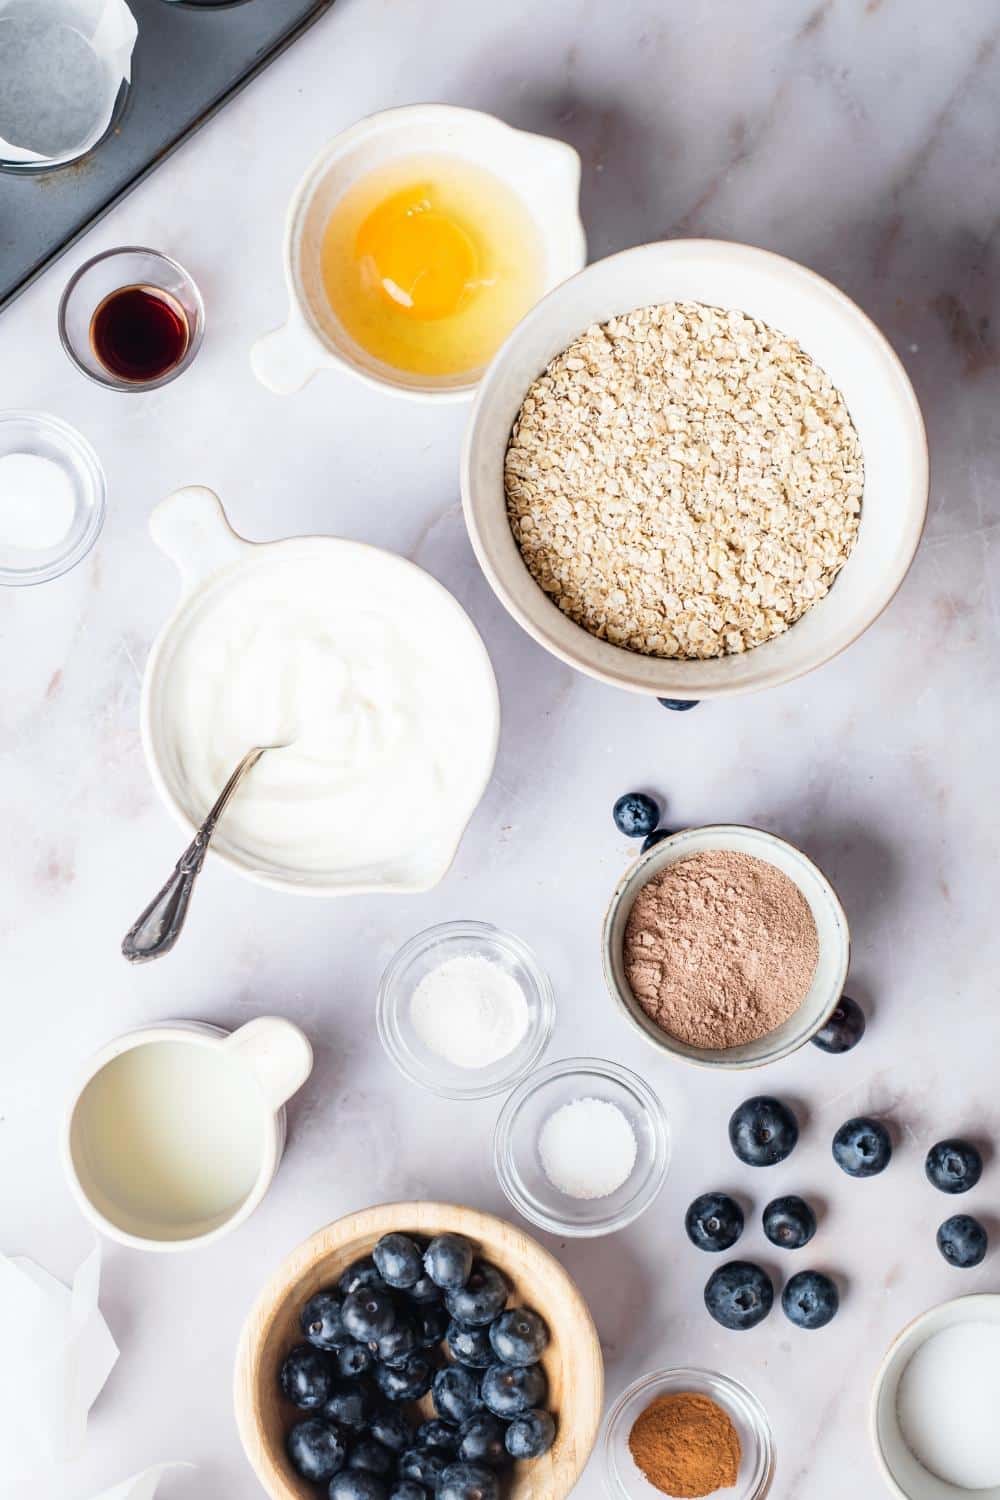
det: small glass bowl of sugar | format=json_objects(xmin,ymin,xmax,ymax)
[
  {"xmin": 493, "ymin": 1057, "xmax": 670, "ymax": 1236},
  {"xmin": 377, "ymin": 920, "xmax": 555, "ymax": 1101},
  {"xmin": 0, "ymin": 411, "xmax": 106, "ymax": 586}
]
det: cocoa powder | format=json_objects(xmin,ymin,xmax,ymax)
[
  {"xmin": 623, "ymin": 850, "xmax": 819, "ymax": 1049},
  {"xmin": 628, "ymin": 1390, "xmax": 741, "ymax": 1497}
]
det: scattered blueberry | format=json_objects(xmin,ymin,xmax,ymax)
[
  {"xmin": 375, "ymin": 1351, "xmax": 434, "ymax": 1403},
  {"xmin": 408, "ymin": 1274, "xmax": 444, "ymax": 1304},
  {"xmin": 457, "ymin": 1412, "xmax": 508, "ymax": 1468},
  {"xmin": 328, "ymin": 1473, "xmax": 388, "ymax": 1500},
  {"xmin": 343, "ymin": 1287, "xmax": 398, "ymax": 1343},
  {"xmin": 832, "ymin": 1117, "xmax": 892, "ymax": 1177},
  {"xmin": 433, "ymin": 1364, "xmax": 484, "ymax": 1424},
  {"xmin": 704, "ymin": 1262, "xmax": 774, "ymax": 1331},
  {"xmin": 613, "ymin": 792, "xmax": 660, "ymax": 839},
  {"xmin": 684, "ymin": 1193, "xmax": 744, "ymax": 1253},
  {"xmin": 781, "ymin": 1271, "xmax": 839, "ymax": 1329},
  {"xmin": 445, "ymin": 1262, "xmax": 509, "ymax": 1327},
  {"xmin": 488, "ymin": 1308, "xmax": 549, "ymax": 1365},
  {"xmin": 437, "ymin": 1462, "xmax": 501, "ymax": 1500},
  {"xmin": 302, "ymin": 1290, "xmax": 351, "ymax": 1350},
  {"xmin": 415, "ymin": 1420, "xmax": 459, "ymax": 1454},
  {"xmin": 397, "ymin": 1450, "xmax": 450, "ymax": 1488},
  {"xmin": 414, "ymin": 1303, "xmax": 450, "ymax": 1349},
  {"xmin": 349, "ymin": 1440, "xmax": 395, "ymax": 1477},
  {"xmin": 729, "ymin": 1097, "xmax": 799, "ymax": 1167},
  {"xmin": 287, "ymin": 1419, "xmax": 347, "ymax": 1483},
  {"xmin": 812, "ymin": 995, "xmax": 866, "ymax": 1054},
  {"xmin": 338, "ymin": 1258, "xmax": 386, "ymax": 1297},
  {"xmin": 937, "ymin": 1214, "xmax": 988, "ymax": 1268},
  {"xmin": 481, "ymin": 1362, "xmax": 547, "ymax": 1419},
  {"xmin": 641, "ymin": 828, "xmax": 673, "ymax": 852},
  {"xmin": 763, "ymin": 1196, "xmax": 817, "ymax": 1250},
  {"xmin": 657, "ymin": 698, "xmax": 700, "ymax": 711},
  {"xmin": 369, "ymin": 1409, "xmax": 411, "ymax": 1454},
  {"xmin": 374, "ymin": 1233, "xmax": 424, "ymax": 1289},
  {"xmin": 424, "ymin": 1235, "xmax": 475, "ymax": 1291},
  {"xmin": 389, "ymin": 1485, "xmax": 427, "ymax": 1500},
  {"xmin": 375, "ymin": 1318, "xmax": 419, "ymax": 1367},
  {"xmin": 334, "ymin": 1342, "xmax": 374, "ymax": 1378},
  {"xmin": 925, "ymin": 1139, "xmax": 983, "ymax": 1195},
  {"xmin": 323, "ymin": 1378, "xmax": 375, "ymax": 1432},
  {"xmin": 446, "ymin": 1322, "xmax": 494, "ymax": 1369},
  {"xmin": 505, "ymin": 1410, "xmax": 556, "ymax": 1461},
  {"xmin": 280, "ymin": 1343, "xmax": 334, "ymax": 1408}
]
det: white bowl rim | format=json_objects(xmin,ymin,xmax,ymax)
[{"xmin": 461, "ymin": 236, "xmax": 930, "ymax": 697}]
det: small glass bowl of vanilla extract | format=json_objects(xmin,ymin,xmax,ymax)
[{"xmin": 58, "ymin": 247, "xmax": 205, "ymax": 391}]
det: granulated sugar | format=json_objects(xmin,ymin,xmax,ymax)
[
  {"xmin": 538, "ymin": 1097, "xmax": 637, "ymax": 1199},
  {"xmin": 410, "ymin": 953, "xmax": 529, "ymax": 1069},
  {"xmin": 623, "ymin": 850, "xmax": 819, "ymax": 1050}
]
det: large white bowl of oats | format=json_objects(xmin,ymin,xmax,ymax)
[{"xmin": 461, "ymin": 239, "xmax": 928, "ymax": 697}]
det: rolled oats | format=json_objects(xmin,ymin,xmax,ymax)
[{"xmin": 504, "ymin": 301, "xmax": 863, "ymax": 659}]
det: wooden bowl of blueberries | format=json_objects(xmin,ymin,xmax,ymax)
[{"xmin": 235, "ymin": 1201, "xmax": 604, "ymax": 1500}]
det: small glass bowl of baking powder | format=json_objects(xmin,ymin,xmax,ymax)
[
  {"xmin": 603, "ymin": 1367, "xmax": 775, "ymax": 1500},
  {"xmin": 377, "ymin": 920, "xmax": 555, "ymax": 1101},
  {"xmin": 493, "ymin": 1057, "xmax": 670, "ymax": 1237}
]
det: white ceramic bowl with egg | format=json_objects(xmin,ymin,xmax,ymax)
[
  {"xmin": 462, "ymin": 238, "xmax": 928, "ymax": 698},
  {"xmin": 872, "ymin": 1295, "xmax": 1000, "ymax": 1499},
  {"xmin": 602, "ymin": 824, "xmax": 850, "ymax": 1068},
  {"xmin": 252, "ymin": 104, "xmax": 586, "ymax": 400},
  {"xmin": 140, "ymin": 485, "xmax": 499, "ymax": 897}
]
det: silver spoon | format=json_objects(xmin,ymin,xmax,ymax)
[{"xmin": 122, "ymin": 744, "xmax": 280, "ymax": 964}]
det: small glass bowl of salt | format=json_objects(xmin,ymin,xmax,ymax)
[
  {"xmin": 493, "ymin": 1057, "xmax": 670, "ymax": 1237},
  {"xmin": 0, "ymin": 411, "xmax": 106, "ymax": 586},
  {"xmin": 376, "ymin": 920, "xmax": 555, "ymax": 1101}
]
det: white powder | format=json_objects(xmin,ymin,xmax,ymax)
[
  {"xmin": 0, "ymin": 453, "xmax": 75, "ymax": 550},
  {"xmin": 897, "ymin": 1322, "xmax": 1000, "ymax": 1489},
  {"xmin": 410, "ymin": 953, "xmax": 530, "ymax": 1070},
  {"xmin": 538, "ymin": 1097, "xmax": 637, "ymax": 1200}
]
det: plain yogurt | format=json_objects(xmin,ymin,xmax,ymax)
[{"xmin": 157, "ymin": 548, "xmax": 497, "ymax": 882}]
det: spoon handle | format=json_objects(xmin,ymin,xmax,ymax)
[{"xmin": 122, "ymin": 746, "xmax": 267, "ymax": 964}]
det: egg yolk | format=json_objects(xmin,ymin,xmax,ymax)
[{"xmin": 354, "ymin": 185, "xmax": 479, "ymax": 322}]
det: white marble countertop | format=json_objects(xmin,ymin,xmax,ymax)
[{"xmin": 2, "ymin": 0, "xmax": 998, "ymax": 1496}]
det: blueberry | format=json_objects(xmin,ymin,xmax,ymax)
[
  {"xmin": 339, "ymin": 1258, "xmax": 386, "ymax": 1297},
  {"xmin": 925, "ymin": 1139, "xmax": 983, "ymax": 1195},
  {"xmin": 374, "ymin": 1233, "xmax": 424, "ymax": 1289},
  {"xmin": 349, "ymin": 1439, "xmax": 395, "ymax": 1477},
  {"xmin": 437, "ymin": 1462, "xmax": 501, "ymax": 1500},
  {"xmin": 781, "ymin": 1270, "xmax": 839, "ymax": 1329},
  {"xmin": 446, "ymin": 1322, "xmax": 494, "ymax": 1369},
  {"xmin": 433, "ymin": 1364, "xmax": 483, "ymax": 1424},
  {"xmin": 389, "ymin": 1485, "xmax": 427, "ymax": 1500},
  {"xmin": 763, "ymin": 1196, "xmax": 817, "ymax": 1250},
  {"xmin": 375, "ymin": 1351, "xmax": 434, "ymax": 1403},
  {"xmin": 613, "ymin": 792, "xmax": 660, "ymax": 839},
  {"xmin": 323, "ymin": 1377, "xmax": 376, "ymax": 1432},
  {"xmin": 641, "ymin": 828, "xmax": 673, "ymax": 852},
  {"xmin": 414, "ymin": 1302, "xmax": 449, "ymax": 1349},
  {"xmin": 343, "ymin": 1287, "xmax": 398, "ymax": 1343},
  {"xmin": 369, "ymin": 1408, "xmax": 411, "ymax": 1453},
  {"xmin": 704, "ymin": 1262, "xmax": 774, "ymax": 1331},
  {"xmin": 424, "ymin": 1235, "xmax": 475, "ymax": 1291},
  {"xmin": 375, "ymin": 1316, "xmax": 419, "ymax": 1367},
  {"xmin": 457, "ymin": 1412, "xmax": 508, "ymax": 1468},
  {"xmin": 481, "ymin": 1362, "xmax": 547, "ymax": 1419},
  {"xmin": 505, "ymin": 1410, "xmax": 556, "ymax": 1460},
  {"xmin": 398, "ymin": 1449, "xmax": 450, "ymax": 1488},
  {"xmin": 280, "ymin": 1343, "xmax": 334, "ymax": 1408},
  {"xmin": 445, "ymin": 1262, "xmax": 509, "ymax": 1327},
  {"xmin": 415, "ymin": 1419, "xmax": 459, "ymax": 1453},
  {"xmin": 658, "ymin": 698, "xmax": 699, "ymax": 711},
  {"xmin": 334, "ymin": 1342, "xmax": 374, "ymax": 1379},
  {"xmin": 329, "ymin": 1473, "xmax": 388, "ymax": 1500},
  {"xmin": 937, "ymin": 1213, "xmax": 988, "ymax": 1268},
  {"xmin": 302, "ymin": 1289, "xmax": 352, "ymax": 1350},
  {"xmin": 812, "ymin": 995, "xmax": 866, "ymax": 1054},
  {"xmin": 684, "ymin": 1193, "xmax": 744, "ymax": 1253},
  {"xmin": 489, "ymin": 1308, "xmax": 549, "ymax": 1365},
  {"xmin": 287, "ymin": 1419, "xmax": 348, "ymax": 1483},
  {"xmin": 729, "ymin": 1097, "xmax": 799, "ymax": 1167},
  {"xmin": 832, "ymin": 1117, "xmax": 892, "ymax": 1177},
  {"xmin": 407, "ymin": 1275, "xmax": 444, "ymax": 1305}
]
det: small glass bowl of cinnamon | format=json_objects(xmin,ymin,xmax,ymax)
[{"xmin": 603, "ymin": 1366, "xmax": 775, "ymax": 1500}]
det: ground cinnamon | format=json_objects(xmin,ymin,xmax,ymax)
[{"xmin": 628, "ymin": 1391, "xmax": 741, "ymax": 1498}]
